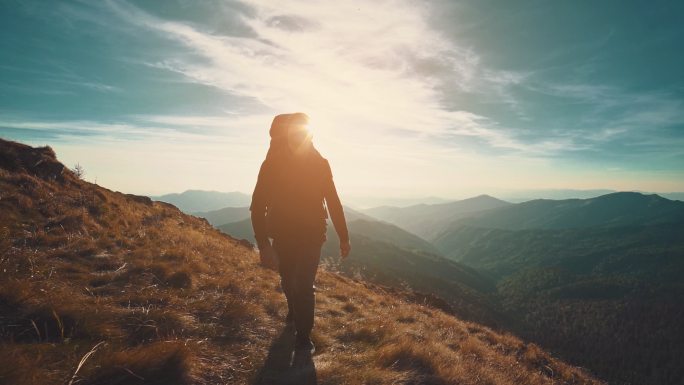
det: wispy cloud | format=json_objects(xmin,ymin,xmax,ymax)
[
  {"xmin": 0, "ymin": 118, "xmax": 221, "ymax": 142},
  {"xmin": 1, "ymin": 120, "xmax": 147, "ymax": 140},
  {"xmin": 102, "ymin": 0, "xmax": 536, "ymax": 153},
  {"xmin": 528, "ymin": 83, "xmax": 684, "ymax": 152},
  {"xmin": 0, "ymin": 64, "xmax": 120, "ymax": 94}
]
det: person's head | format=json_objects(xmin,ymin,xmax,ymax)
[{"xmin": 269, "ymin": 112, "xmax": 313, "ymax": 157}]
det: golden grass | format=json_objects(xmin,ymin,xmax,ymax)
[{"xmin": 80, "ymin": 342, "xmax": 193, "ymax": 385}]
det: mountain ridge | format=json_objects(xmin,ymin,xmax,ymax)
[
  {"xmin": 363, "ymin": 194, "xmax": 512, "ymax": 239},
  {"xmin": 193, "ymin": 206, "xmax": 250, "ymax": 227},
  {"xmin": 438, "ymin": 191, "xmax": 684, "ymax": 234}
]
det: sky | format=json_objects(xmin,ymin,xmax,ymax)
[{"xmin": 1, "ymin": 0, "xmax": 683, "ymax": 201}]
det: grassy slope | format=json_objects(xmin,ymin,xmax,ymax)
[{"xmin": 0, "ymin": 139, "xmax": 601, "ymax": 385}]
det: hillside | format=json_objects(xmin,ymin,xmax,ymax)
[
  {"xmin": 432, "ymin": 195, "xmax": 684, "ymax": 385},
  {"xmin": 364, "ymin": 195, "xmax": 511, "ymax": 239},
  {"xmin": 151, "ymin": 190, "xmax": 251, "ymax": 212},
  {"xmin": 0, "ymin": 139, "xmax": 603, "ymax": 384},
  {"xmin": 434, "ymin": 223, "xmax": 684, "ymax": 280}
]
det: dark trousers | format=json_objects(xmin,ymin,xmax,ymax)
[{"xmin": 272, "ymin": 239, "xmax": 322, "ymax": 340}]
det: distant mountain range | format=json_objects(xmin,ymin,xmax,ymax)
[
  {"xmin": 440, "ymin": 192, "xmax": 684, "ymax": 232},
  {"xmin": 499, "ymin": 188, "xmax": 684, "ymax": 202},
  {"xmin": 432, "ymin": 192, "xmax": 684, "ymax": 275},
  {"xmin": 344, "ymin": 195, "xmax": 452, "ymax": 208},
  {"xmin": 363, "ymin": 194, "xmax": 511, "ymax": 239},
  {"xmin": 150, "ymin": 190, "xmax": 251, "ymax": 212},
  {"xmin": 497, "ymin": 189, "xmax": 617, "ymax": 202},
  {"xmin": 193, "ymin": 206, "xmax": 250, "ymax": 226},
  {"xmin": 151, "ymin": 189, "xmax": 684, "ymax": 215}
]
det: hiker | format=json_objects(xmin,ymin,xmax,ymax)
[{"xmin": 250, "ymin": 112, "xmax": 351, "ymax": 355}]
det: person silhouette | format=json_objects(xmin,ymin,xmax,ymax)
[{"xmin": 250, "ymin": 112, "xmax": 351, "ymax": 356}]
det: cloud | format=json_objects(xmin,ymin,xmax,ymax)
[
  {"xmin": 528, "ymin": 82, "xmax": 684, "ymax": 151},
  {"xmin": 8, "ymin": 0, "xmax": 682, "ymax": 166},
  {"xmin": 102, "ymin": 0, "xmax": 537, "ymax": 154},
  {"xmin": 0, "ymin": 64, "xmax": 120, "ymax": 94},
  {"xmin": 1, "ymin": 120, "xmax": 148, "ymax": 140},
  {"xmin": 0, "ymin": 117, "xmax": 227, "ymax": 142}
]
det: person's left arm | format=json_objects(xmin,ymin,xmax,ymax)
[{"xmin": 322, "ymin": 160, "xmax": 351, "ymax": 258}]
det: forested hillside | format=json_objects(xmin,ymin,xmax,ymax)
[{"xmin": 431, "ymin": 195, "xmax": 684, "ymax": 385}]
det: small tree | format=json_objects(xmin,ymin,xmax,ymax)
[{"xmin": 73, "ymin": 163, "xmax": 85, "ymax": 179}]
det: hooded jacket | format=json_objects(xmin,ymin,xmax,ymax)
[{"xmin": 250, "ymin": 114, "xmax": 349, "ymax": 248}]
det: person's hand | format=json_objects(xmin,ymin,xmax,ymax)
[
  {"xmin": 340, "ymin": 240, "xmax": 351, "ymax": 259},
  {"xmin": 258, "ymin": 242, "xmax": 278, "ymax": 270}
]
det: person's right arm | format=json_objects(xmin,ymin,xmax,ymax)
[{"xmin": 250, "ymin": 161, "xmax": 271, "ymax": 250}]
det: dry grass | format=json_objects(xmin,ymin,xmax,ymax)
[
  {"xmin": 0, "ymin": 139, "xmax": 603, "ymax": 385},
  {"xmin": 80, "ymin": 342, "xmax": 192, "ymax": 385}
]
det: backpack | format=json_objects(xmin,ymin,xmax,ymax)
[{"xmin": 264, "ymin": 153, "xmax": 329, "ymax": 242}]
